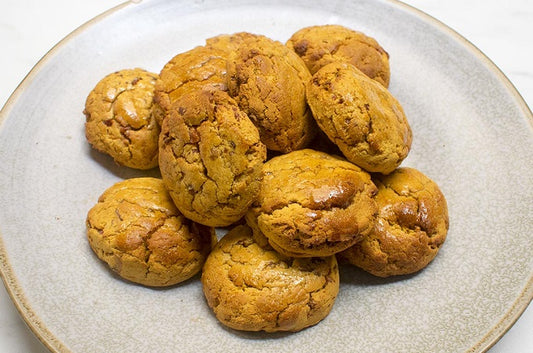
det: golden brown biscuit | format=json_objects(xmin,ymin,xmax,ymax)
[
  {"xmin": 159, "ymin": 89, "xmax": 266, "ymax": 227},
  {"xmin": 286, "ymin": 24, "xmax": 390, "ymax": 87},
  {"xmin": 306, "ymin": 62, "xmax": 412, "ymax": 174},
  {"xmin": 154, "ymin": 45, "xmax": 229, "ymax": 125},
  {"xmin": 84, "ymin": 68, "xmax": 160, "ymax": 170},
  {"xmin": 338, "ymin": 167, "xmax": 449, "ymax": 277},
  {"xmin": 201, "ymin": 224, "xmax": 339, "ymax": 332},
  {"xmin": 226, "ymin": 33, "xmax": 316, "ymax": 153},
  {"xmin": 86, "ymin": 177, "xmax": 215, "ymax": 287},
  {"xmin": 245, "ymin": 149, "xmax": 377, "ymax": 257}
]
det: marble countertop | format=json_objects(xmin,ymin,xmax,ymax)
[{"xmin": 0, "ymin": 0, "xmax": 531, "ymax": 352}]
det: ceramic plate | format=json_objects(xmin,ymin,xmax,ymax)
[{"xmin": 0, "ymin": 0, "xmax": 531, "ymax": 352}]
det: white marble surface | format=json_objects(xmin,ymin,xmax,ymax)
[{"xmin": 0, "ymin": 0, "xmax": 531, "ymax": 352}]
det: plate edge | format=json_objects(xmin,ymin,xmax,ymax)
[
  {"xmin": 390, "ymin": 0, "xmax": 533, "ymax": 124},
  {"xmin": 0, "ymin": 1, "xmax": 135, "ymax": 128},
  {"xmin": 0, "ymin": 235, "xmax": 70, "ymax": 352},
  {"xmin": 388, "ymin": 1, "xmax": 533, "ymax": 351},
  {"xmin": 473, "ymin": 277, "xmax": 533, "ymax": 352},
  {"xmin": 0, "ymin": 2, "xmax": 136, "ymax": 352},
  {"xmin": 0, "ymin": 1, "xmax": 530, "ymax": 352}
]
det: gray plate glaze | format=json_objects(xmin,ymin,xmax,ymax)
[{"xmin": 0, "ymin": 0, "xmax": 531, "ymax": 352}]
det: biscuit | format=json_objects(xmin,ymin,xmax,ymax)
[
  {"xmin": 226, "ymin": 33, "xmax": 316, "ymax": 152},
  {"xmin": 86, "ymin": 177, "xmax": 216, "ymax": 287},
  {"xmin": 306, "ymin": 62, "xmax": 412, "ymax": 174},
  {"xmin": 286, "ymin": 24, "xmax": 390, "ymax": 87},
  {"xmin": 245, "ymin": 149, "xmax": 377, "ymax": 257},
  {"xmin": 158, "ymin": 89, "xmax": 266, "ymax": 227},
  {"xmin": 338, "ymin": 167, "xmax": 449, "ymax": 277},
  {"xmin": 84, "ymin": 68, "xmax": 160, "ymax": 170},
  {"xmin": 154, "ymin": 45, "xmax": 229, "ymax": 125},
  {"xmin": 201, "ymin": 224, "xmax": 339, "ymax": 332}
]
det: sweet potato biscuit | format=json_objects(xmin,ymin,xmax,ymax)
[
  {"xmin": 201, "ymin": 224, "xmax": 339, "ymax": 332},
  {"xmin": 159, "ymin": 89, "xmax": 266, "ymax": 227},
  {"xmin": 226, "ymin": 33, "xmax": 316, "ymax": 152},
  {"xmin": 84, "ymin": 68, "xmax": 160, "ymax": 170},
  {"xmin": 245, "ymin": 149, "xmax": 377, "ymax": 257},
  {"xmin": 154, "ymin": 45, "xmax": 229, "ymax": 125},
  {"xmin": 286, "ymin": 24, "xmax": 390, "ymax": 87},
  {"xmin": 339, "ymin": 167, "xmax": 449, "ymax": 277},
  {"xmin": 306, "ymin": 62, "xmax": 412, "ymax": 174},
  {"xmin": 86, "ymin": 177, "xmax": 215, "ymax": 287}
]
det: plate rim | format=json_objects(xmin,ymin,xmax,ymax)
[{"xmin": 0, "ymin": 0, "xmax": 531, "ymax": 352}]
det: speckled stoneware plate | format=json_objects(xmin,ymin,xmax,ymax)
[{"xmin": 0, "ymin": 0, "xmax": 531, "ymax": 352}]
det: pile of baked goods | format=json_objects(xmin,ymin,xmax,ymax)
[{"xmin": 84, "ymin": 24, "xmax": 449, "ymax": 333}]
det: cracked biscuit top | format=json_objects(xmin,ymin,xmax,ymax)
[
  {"xmin": 286, "ymin": 24, "xmax": 390, "ymax": 87},
  {"xmin": 84, "ymin": 68, "xmax": 160, "ymax": 170},
  {"xmin": 201, "ymin": 224, "xmax": 339, "ymax": 332},
  {"xmin": 338, "ymin": 167, "xmax": 449, "ymax": 277},
  {"xmin": 86, "ymin": 177, "xmax": 215, "ymax": 287},
  {"xmin": 159, "ymin": 89, "xmax": 267, "ymax": 227},
  {"xmin": 226, "ymin": 33, "xmax": 316, "ymax": 153},
  {"xmin": 246, "ymin": 149, "xmax": 378, "ymax": 257},
  {"xmin": 306, "ymin": 62, "xmax": 412, "ymax": 174},
  {"xmin": 154, "ymin": 45, "xmax": 229, "ymax": 126}
]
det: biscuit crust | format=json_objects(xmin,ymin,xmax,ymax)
[
  {"xmin": 246, "ymin": 149, "xmax": 377, "ymax": 257},
  {"xmin": 159, "ymin": 89, "xmax": 266, "ymax": 227},
  {"xmin": 154, "ymin": 45, "xmax": 229, "ymax": 125},
  {"xmin": 86, "ymin": 177, "xmax": 215, "ymax": 287},
  {"xmin": 227, "ymin": 34, "xmax": 316, "ymax": 152},
  {"xmin": 205, "ymin": 32, "xmax": 259, "ymax": 54},
  {"xmin": 201, "ymin": 225, "xmax": 339, "ymax": 332},
  {"xmin": 286, "ymin": 24, "xmax": 390, "ymax": 87},
  {"xmin": 306, "ymin": 62, "xmax": 412, "ymax": 174},
  {"xmin": 84, "ymin": 68, "xmax": 160, "ymax": 170},
  {"xmin": 339, "ymin": 168, "xmax": 449, "ymax": 277}
]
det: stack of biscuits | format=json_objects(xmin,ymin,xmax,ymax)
[{"xmin": 84, "ymin": 24, "xmax": 449, "ymax": 333}]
